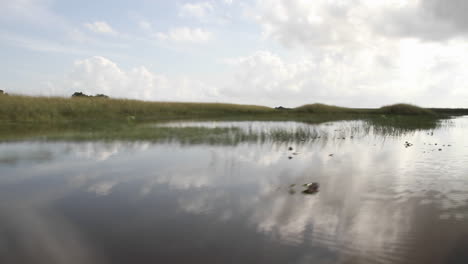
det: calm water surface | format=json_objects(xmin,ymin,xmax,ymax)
[{"xmin": 1, "ymin": 117, "xmax": 468, "ymax": 264}]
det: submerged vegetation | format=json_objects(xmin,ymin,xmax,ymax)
[
  {"xmin": 0, "ymin": 118, "xmax": 440, "ymax": 144},
  {"xmin": 0, "ymin": 94, "xmax": 460, "ymax": 143}
]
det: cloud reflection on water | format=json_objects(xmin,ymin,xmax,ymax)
[{"xmin": 1, "ymin": 118, "xmax": 468, "ymax": 263}]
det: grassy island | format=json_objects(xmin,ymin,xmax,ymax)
[{"xmin": 0, "ymin": 94, "xmax": 463, "ymax": 143}]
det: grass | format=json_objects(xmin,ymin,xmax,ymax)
[
  {"xmin": 378, "ymin": 103, "xmax": 436, "ymax": 115},
  {"xmin": 429, "ymin": 108, "xmax": 468, "ymax": 115},
  {"xmin": 294, "ymin": 103, "xmax": 369, "ymax": 113},
  {"xmin": 0, "ymin": 94, "xmax": 454, "ymax": 143},
  {"xmin": 0, "ymin": 95, "xmax": 443, "ymax": 123},
  {"xmin": 0, "ymin": 121, "xmax": 317, "ymax": 144},
  {"xmin": 295, "ymin": 103, "xmax": 439, "ymax": 116},
  {"xmin": 0, "ymin": 95, "xmax": 274, "ymax": 122}
]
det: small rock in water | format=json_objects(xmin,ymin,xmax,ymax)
[
  {"xmin": 439, "ymin": 149, "xmax": 442, "ymax": 151},
  {"xmin": 329, "ymin": 154, "xmax": 334, "ymax": 157},
  {"xmin": 303, "ymin": 182, "xmax": 320, "ymax": 194},
  {"xmin": 288, "ymin": 147, "xmax": 293, "ymax": 151},
  {"xmin": 404, "ymin": 141, "xmax": 413, "ymax": 148},
  {"xmin": 288, "ymin": 156, "xmax": 293, "ymax": 160}
]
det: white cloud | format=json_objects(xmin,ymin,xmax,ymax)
[
  {"xmin": 372, "ymin": 0, "xmax": 468, "ymax": 41},
  {"xmin": 0, "ymin": 0, "xmax": 63, "ymax": 25},
  {"xmin": 84, "ymin": 21, "xmax": 118, "ymax": 35},
  {"xmin": 252, "ymin": 0, "xmax": 468, "ymax": 48},
  {"xmin": 179, "ymin": 2, "xmax": 214, "ymax": 19},
  {"xmin": 252, "ymin": 0, "xmax": 363, "ymax": 48},
  {"xmin": 237, "ymin": 0, "xmax": 468, "ymax": 107},
  {"xmin": 138, "ymin": 20, "xmax": 152, "ymax": 32},
  {"xmin": 52, "ymin": 46, "xmax": 468, "ymax": 108},
  {"xmin": 65, "ymin": 56, "xmax": 219, "ymax": 101},
  {"xmin": 156, "ymin": 27, "xmax": 213, "ymax": 43},
  {"xmin": 221, "ymin": 50, "xmax": 394, "ymax": 106},
  {"xmin": 221, "ymin": 46, "xmax": 468, "ymax": 107},
  {"xmin": 222, "ymin": 51, "xmax": 316, "ymax": 104}
]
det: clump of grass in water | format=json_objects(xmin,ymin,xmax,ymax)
[
  {"xmin": 269, "ymin": 127, "xmax": 322, "ymax": 142},
  {"xmin": 367, "ymin": 115, "xmax": 441, "ymax": 134},
  {"xmin": 0, "ymin": 121, "xmax": 327, "ymax": 145}
]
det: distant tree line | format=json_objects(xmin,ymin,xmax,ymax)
[{"xmin": 72, "ymin": 92, "xmax": 109, "ymax": 98}]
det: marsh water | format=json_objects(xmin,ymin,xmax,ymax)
[{"xmin": 1, "ymin": 117, "xmax": 468, "ymax": 264}]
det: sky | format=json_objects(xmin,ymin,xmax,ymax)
[{"xmin": 1, "ymin": 0, "xmax": 468, "ymax": 108}]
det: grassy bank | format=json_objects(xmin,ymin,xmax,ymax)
[
  {"xmin": 0, "ymin": 95, "xmax": 447, "ymax": 143},
  {"xmin": 0, "ymin": 95, "xmax": 442, "ymax": 123},
  {"xmin": 0, "ymin": 95, "xmax": 274, "ymax": 122}
]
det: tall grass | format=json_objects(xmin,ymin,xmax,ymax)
[
  {"xmin": 294, "ymin": 103, "xmax": 369, "ymax": 113},
  {"xmin": 293, "ymin": 103, "xmax": 438, "ymax": 115},
  {"xmin": 0, "ymin": 95, "xmax": 273, "ymax": 122},
  {"xmin": 0, "ymin": 95, "xmax": 443, "ymax": 123},
  {"xmin": 378, "ymin": 103, "xmax": 435, "ymax": 115}
]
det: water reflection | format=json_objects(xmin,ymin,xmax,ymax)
[{"xmin": 1, "ymin": 117, "xmax": 468, "ymax": 263}]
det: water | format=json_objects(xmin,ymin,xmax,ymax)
[{"xmin": 1, "ymin": 117, "xmax": 468, "ymax": 264}]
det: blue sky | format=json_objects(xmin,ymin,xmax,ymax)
[{"xmin": 1, "ymin": 0, "xmax": 468, "ymax": 107}]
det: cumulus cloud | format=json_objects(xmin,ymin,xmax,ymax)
[
  {"xmin": 156, "ymin": 27, "xmax": 213, "ymax": 43},
  {"xmin": 373, "ymin": 0, "xmax": 468, "ymax": 41},
  {"xmin": 240, "ymin": 0, "xmax": 468, "ymax": 107},
  {"xmin": 65, "ymin": 56, "xmax": 219, "ymax": 101},
  {"xmin": 59, "ymin": 49, "xmax": 468, "ymax": 108},
  {"xmin": 84, "ymin": 21, "xmax": 118, "ymax": 35},
  {"xmin": 222, "ymin": 51, "xmax": 316, "ymax": 104},
  {"xmin": 179, "ymin": 2, "xmax": 214, "ymax": 19},
  {"xmin": 221, "ymin": 46, "xmax": 468, "ymax": 107},
  {"xmin": 221, "ymin": 50, "xmax": 398, "ymax": 107},
  {"xmin": 252, "ymin": 0, "xmax": 468, "ymax": 48},
  {"xmin": 251, "ymin": 0, "xmax": 366, "ymax": 48}
]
